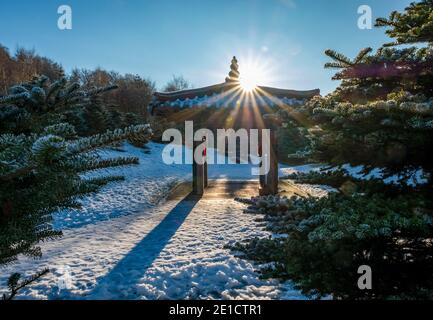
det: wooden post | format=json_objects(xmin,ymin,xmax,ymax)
[
  {"xmin": 258, "ymin": 139, "xmax": 267, "ymax": 195},
  {"xmin": 192, "ymin": 140, "xmax": 204, "ymax": 195},
  {"xmin": 203, "ymin": 137, "xmax": 208, "ymax": 188},
  {"xmin": 268, "ymin": 129, "xmax": 278, "ymax": 195},
  {"xmin": 259, "ymin": 128, "xmax": 279, "ymax": 196}
]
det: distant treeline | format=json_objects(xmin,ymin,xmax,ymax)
[{"xmin": 0, "ymin": 44, "xmax": 155, "ymax": 120}]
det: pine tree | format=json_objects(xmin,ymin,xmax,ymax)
[
  {"xmin": 232, "ymin": 1, "xmax": 433, "ymax": 299},
  {"xmin": 299, "ymin": 0, "xmax": 433, "ymax": 180},
  {"xmin": 375, "ymin": 0, "xmax": 433, "ymax": 46},
  {"xmin": 0, "ymin": 76, "xmax": 152, "ymax": 299}
]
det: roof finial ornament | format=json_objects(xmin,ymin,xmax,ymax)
[{"xmin": 225, "ymin": 56, "xmax": 240, "ymax": 83}]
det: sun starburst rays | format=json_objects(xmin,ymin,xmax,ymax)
[{"xmin": 238, "ymin": 58, "xmax": 270, "ymax": 93}]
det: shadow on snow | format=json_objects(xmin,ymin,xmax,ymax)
[{"xmin": 85, "ymin": 193, "xmax": 201, "ymax": 299}]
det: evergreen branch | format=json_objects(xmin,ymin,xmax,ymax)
[
  {"xmin": 0, "ymin": 105, "xmax": 23, "ymax": 121},
  {"xmin": 0, "ymin": 92, "xmax": 30, "ymax": 105},
  {"xmin": 334, "ymin": 60, "xmax": 433, "ymax": 80},
  {"xmin": 325, "ymin": 49, "xmax": 353, "ymax": 67},
  {"xmin": 77, "ymin": 176, "xmax": 125, "ymax": 194},
  {"xmin": 65, "ymin": 82, "xmax": 80, "ymax": 96},
  {"xmin": 75, "ymin": 156, "xmax": 139, "ymax": 172},
  {"xmin": 375, "ymin": 17, "xmax": 392, "ymax": 27},
  {"xmin": 45, "ymin": 78, "xmax": 66, "ymax": 102},
  {"xmin": 67, "ymin": 124, "xmax": 152, "ymax": 155},
  {"xmin": 354, "ymin": 47, "xmax": 373, "ymax": 64},
  {"xmin": 2, "ymin": 269, "xmax": 49, "ymax": 300},
  {"xmin": 43, "ymin": 123, "xmax": 77, "ymax": 138},
  {"xmin": 34, "ymin": 230, "xmax": 63, "ymax": 242},
  {"xmin": 0, "ymin": 166, "xmax": 35, "ymax": 182},
  {"xmin": 9, "ymin": 85, "xmax": 29, "ymax": 95},
  {"xmin": 324, "ymin": 62, "xmax": 347, "ymax": 69},
  {"xmin": 87, "ymin": 85, "xmax": 119, "ymax": 97},
  {"xmin": 34, "ymin": 76, "xmax": 49, "ymax": 88}
]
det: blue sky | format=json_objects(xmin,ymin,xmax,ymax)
[{"xmin": 1, "ymin": 0, "xmax": 412, "ymax": 94}]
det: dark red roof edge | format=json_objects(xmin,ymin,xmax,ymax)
[
  {"xmin": 258, "ymin": 86, "xmax": 320, "ymax": 99},
  {"xmin": 153, "ymin": 83, "xmax": 320, "ymax": 103}
]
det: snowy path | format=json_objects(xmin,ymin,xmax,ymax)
[{"xmin": 0, "ymin": 181, "xmax": 306, "ymax": 300}]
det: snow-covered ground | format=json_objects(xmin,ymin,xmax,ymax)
[
  {"xmin": 4, "ymin": 141, "xmax": 421, "ymax": 300},
  {"xmin": 3, "ymin": 196, "xmax": 304, "ymax": 300},
  {"xmin": 0, "ymin": 142, "xmax": 324, "ymax": 300},
  {"xmin": 280, "ymin": 162, "xmax": 427, "ymax": 186},
  {"xmin": 53, "ymin": 143, "xmax": 190, "ymax": 229},
  {"xmin": 54, "ymin": 142, "xmax": 308, "ymax": 230}
]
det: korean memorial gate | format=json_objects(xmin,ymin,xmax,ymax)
[{"xmin": 150, "ymin": 57, "xmax": 319, "ymax": 196}]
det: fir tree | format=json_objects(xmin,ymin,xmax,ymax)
[
  {"xmin": 298, "ymin": 0, "xmax": 433, "ymax": 181},
  {"xmin": 375, "ymin": 0, "xmax": 433, "ymax": 46},
  {"xmin": 232, "ymin": 1, "xmax": 433, "ymax": 299},
  {"xmin": 0, "ymin": 76, "xmax": 152, "ymax": 299}
]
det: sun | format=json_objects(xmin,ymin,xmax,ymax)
[
  {"xmin": 238, "ymin": 60, "xmax": 268, "ymax": 92},
  {"xmin": 239, "ymin": 76, "xmax": 257, "ymax": 92}
]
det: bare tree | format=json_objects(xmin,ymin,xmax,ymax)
[
  {"xmin": 0, "ymin": 45, "xmax": 64, "ymax": 95},
  {"xmin": 163, "ymin": 75, "xmax": 191, "ymax": 92},
  {"xmin": 69, "ymin": 68, "xmax": 155, "ymax": 119}
]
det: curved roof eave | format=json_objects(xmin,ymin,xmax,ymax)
[{"xmin": 152, "ymin": 83, "xmax": 320, "ymax": 104}]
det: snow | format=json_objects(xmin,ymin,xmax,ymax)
[
  {"xmin": 294, "ymin": 184, "xmax": 337, "ymax": 198},
  {"xmin": 280, "ymin": 163, "xmax": 324, "ymax": 176},
  {"xmin": 0, "ymin": 190, "xmax": 306, "ymax": 300},
  {"xmin": 280, "ymin": 162, "xmax": 427, "ymax": 187},
  {"xmin": 5, "ymin": 141, "xmax": 403, "ymax": 300},
  {"xmin": 53, "ymin": 143, "xmax": 191, "ymax": 229},
  {"xmin": 1, "ymin": 142, "xmax": 309, "ymax": 300},
  {"xmin": 54, "ymin": 142, "xmax": 324, "ymax": 230},
  {"xmin": 339, "ymin": 164, "xmax": 427, "ymax": 186},
  {"xmin": 162, "ymin": 92, "xmax": 305, "ymax": 109}
]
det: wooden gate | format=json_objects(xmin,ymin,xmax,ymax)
[{"xmin": 192, "ymin": 129, "xmax": 278, "ymax": 196}]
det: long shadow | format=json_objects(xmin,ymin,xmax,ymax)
[{"xmin": 86, "ymin": 193, "xmax": 201, "ymax": 299}]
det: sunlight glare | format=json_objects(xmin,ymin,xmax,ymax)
[{"xmin": 239, "ymin": 60, "xmax": 269, "ymax": 92}]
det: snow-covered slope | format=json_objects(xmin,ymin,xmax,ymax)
[{"xmin": 53, "ymin": 143, "xmax": 190, "ymax": 229}]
